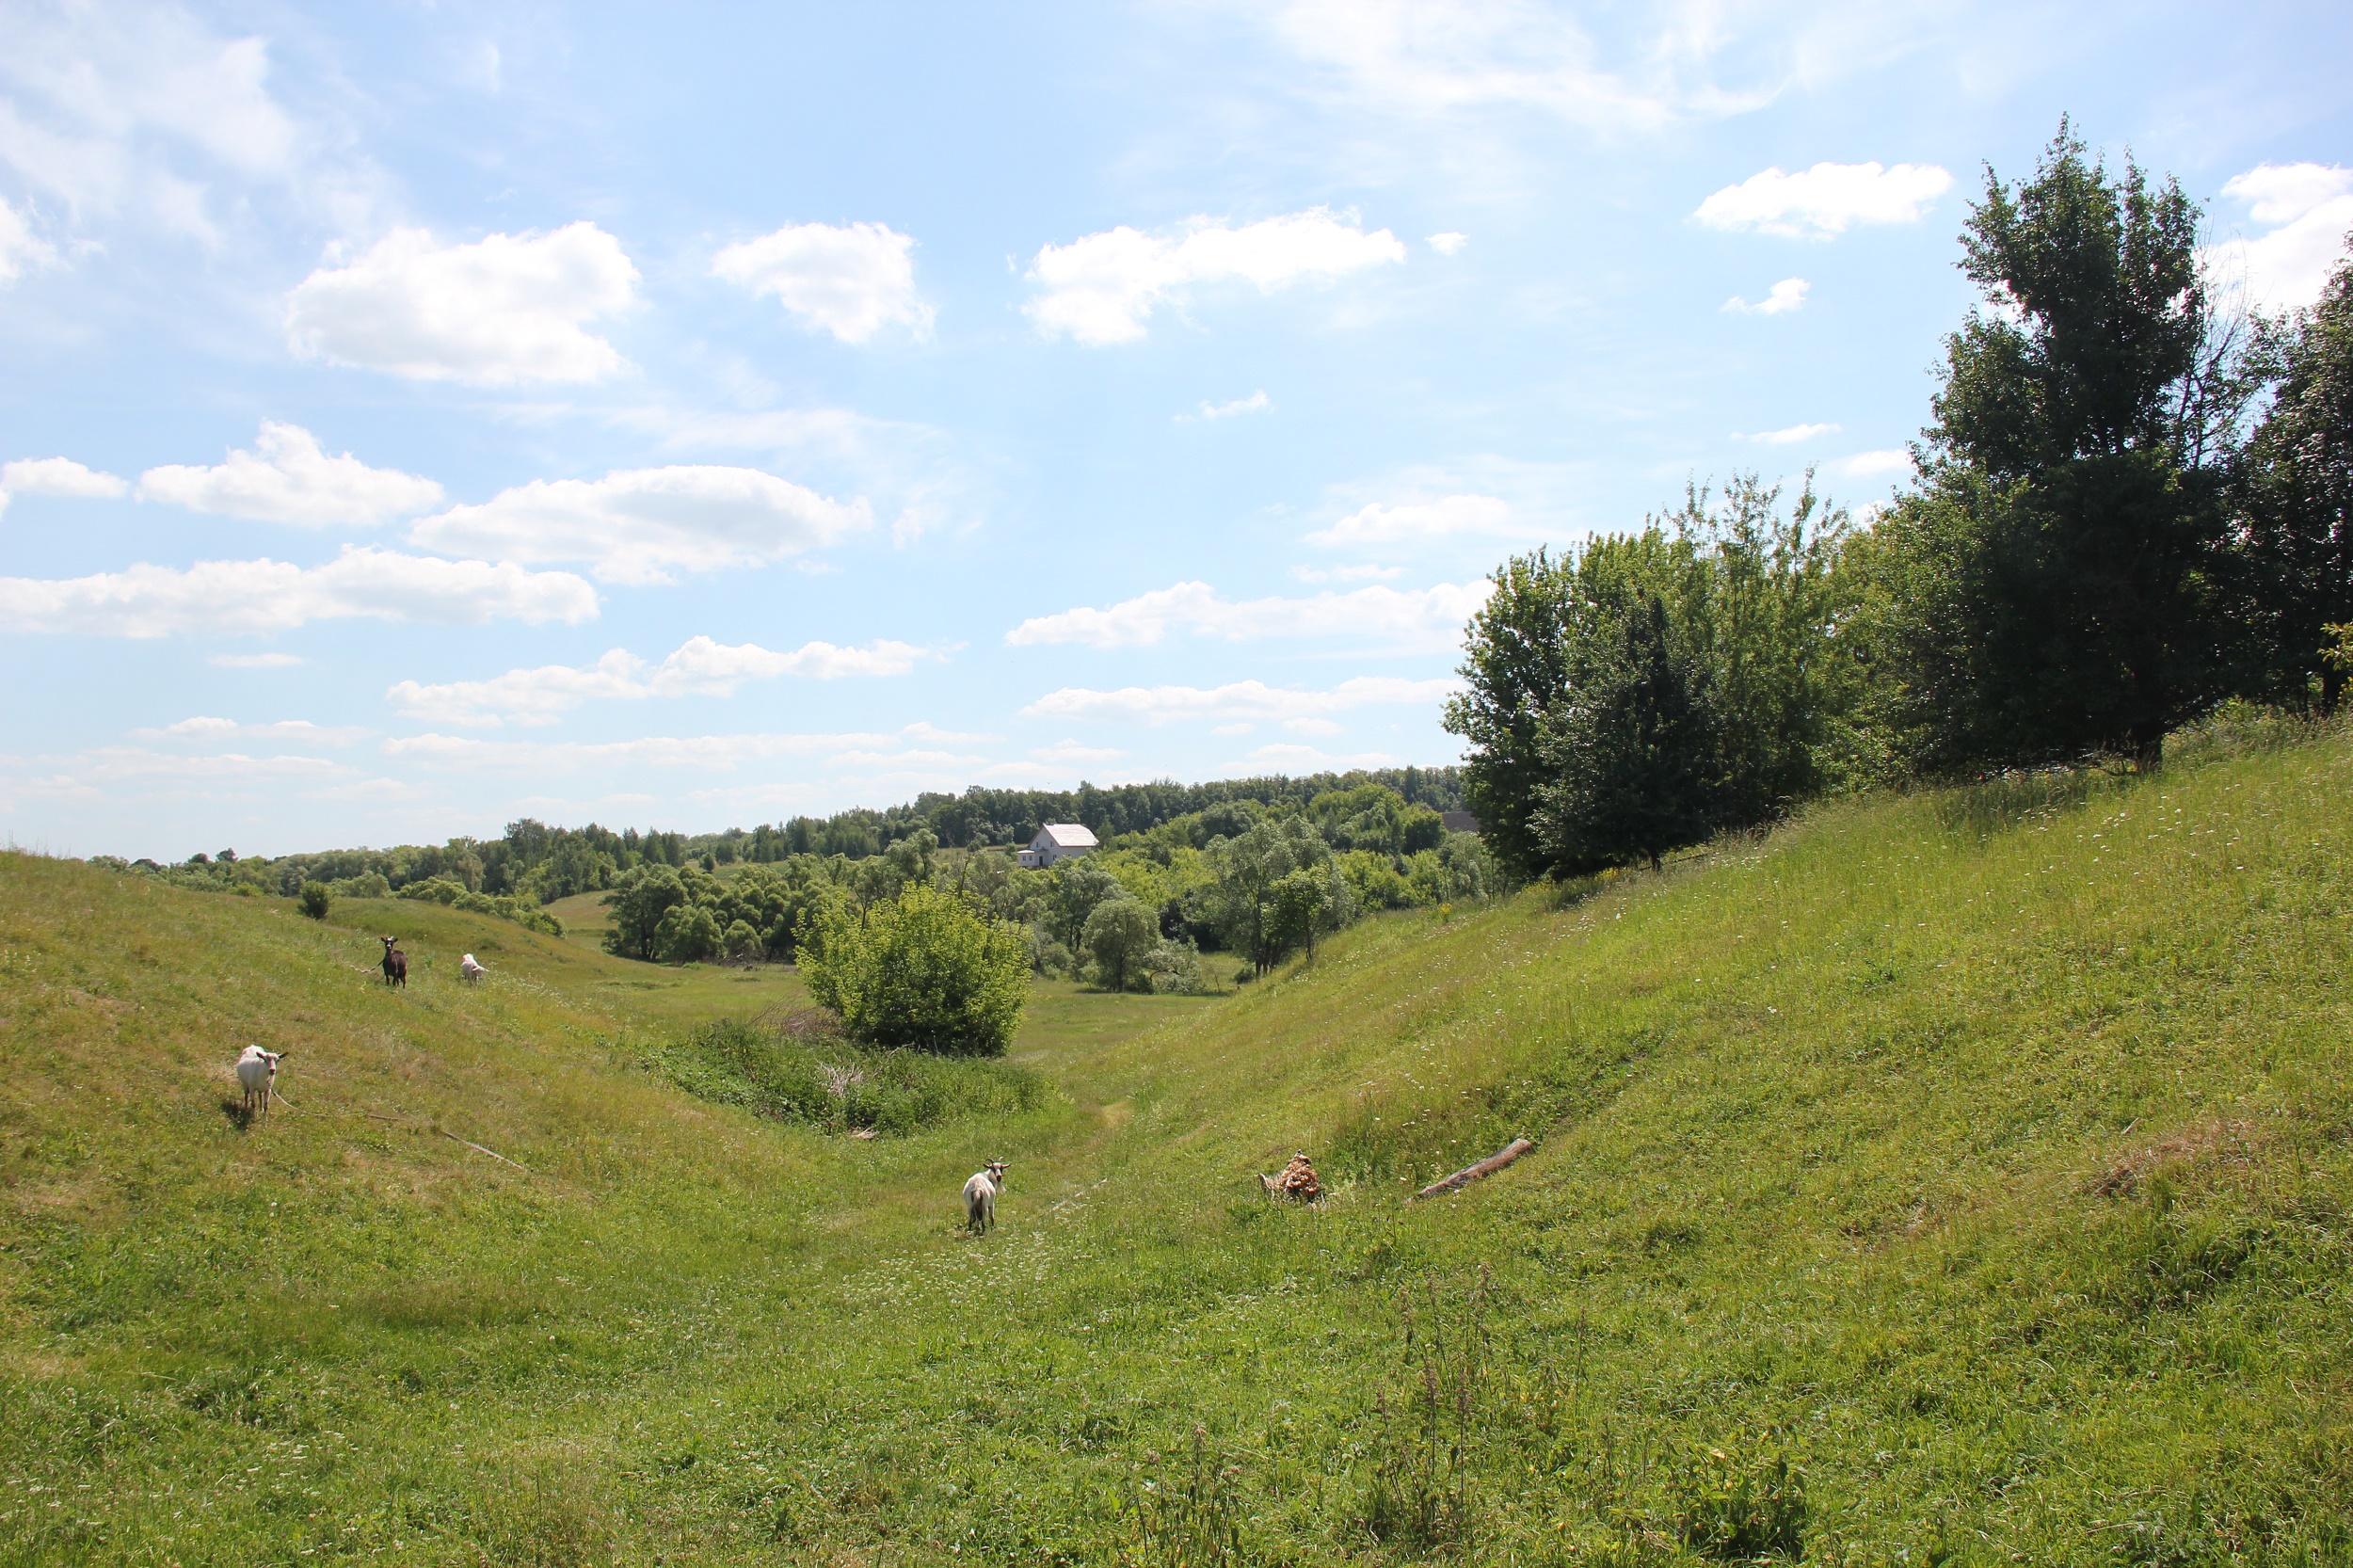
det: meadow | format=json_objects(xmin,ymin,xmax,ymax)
[{"xmin": 3, "ymin": 715, "xmax": 2349, "ymax": 1563}]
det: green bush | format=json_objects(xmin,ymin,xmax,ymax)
[
  {"xmin": 393, "ymin": 875, "xmax": 564, "ymax": 936},
  {"xmin": 1081, "ymin": 892, "xmax": 1159, "ymax": 992},
  {"xmin": 800, "ymin": 886, "xmax": 1028, "ymax": 1055},
  {"xmin": 296, "ymin": 881, "xmax": 331, "ymax": 920},
  {"xmin": 642, "ymin": 1016, "xmax": 1051, "ymax": 1135}
]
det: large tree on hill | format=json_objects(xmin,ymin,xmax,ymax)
[
  {"xmin": 1533, "ymin": 594, "xmax": 1725, "ymax": 873},
  {"xmin": 2238, "ymin": 246, "xmax": 2353, "ymax": 712},
  {"xmin": 1878, "ymin": 121, "xmax": 2246, "ymax": 773}
]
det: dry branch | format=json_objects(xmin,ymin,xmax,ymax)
[
  {"xmin": 439, "ymin": 1130, "xmax": 532, "ymax": 1174},
  {"xmin": 1411, "ymin": 1137, "xmax": 1533, "ymax": 1202}
]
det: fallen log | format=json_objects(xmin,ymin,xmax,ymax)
[{"xmin": 1412, "ymin": 1137, "xmax": 1533, "ymax": 1201}]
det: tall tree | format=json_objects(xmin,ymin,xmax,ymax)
[
  {"xmin": 1879, "ymin": 120, "xmax": 2240, "ymax": 772},
  {"xmin": 1534, "ymin": 594, "xmax": 1725, "ymax": 873},
  {"xmin": 2239, "ymin": 248, "xmax": 2353, "ymax": 711}
]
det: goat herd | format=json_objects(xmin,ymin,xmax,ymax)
[{"xmin": 235, "ymin": 933, "xmax": 1020, "ymax": 1238}]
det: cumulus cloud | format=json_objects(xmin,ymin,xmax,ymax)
[
  {"xmin": 1830, "ymin": 449, "xmax": 1913, "ymax": 480},
  {"xmin": 407, "ymin": 465, "xmax": 869, "ymax": 584},
  {"xmin": 135, "ymin": 422, "xmax": 442, "ymax": 526},
  {"xmin": 1, "ymin": 456, "xmax": 127, "ymax": 497},
  {"xmin": 1025, "ymin": 207, "xmax": 1405, "ymax": 345},
  {"xmin": 712, "ymin": 220, "xmax": 933, "ymax": 343},
  {"xmin": 0, "ymin": 198, "xmax": 56, "ymax": 283},
  {"xmin": 381, "ymin": 728, "xmax": 907, "ymax": 773},
  {"xmin": 1229, "ymin": 741, "xmax": 1401, "ymax": 770},
  {"xmin": 1696, "ymin": 162, "xmax": 1952, "ymax": 239},
  {"xmin": 1723, "ymin": 277, "xmax": 1809, "ymax": 315},
  {"xmin": 1023, "ymin": 675, "xmax": 1459, "ymax": 726},
  {"xmin": 209, "ymin": 651, "xmax": 302, "ymax": 668},
  {"xmin": 0, "ymin": 548, "xmax": 597, "ymax": 637},
  {"xmin": 1427, "ymin": 232, "xmax": 1468, "ymax": 254},
  {"xmin": 1185, "ymin": 390, "xmax": 1272, "ymax": 421},
  {"xmin": 1305, "ymin": 492, "xmax": 1519, "ymax": 550},
  {"xmin": 0, "ymin": 5, "xmax": 310, "ymax": 246},
  {"xmin": 1005, "ymin": 579, "xmax": 1489, "ymax": 653},
  {"xmin": 1248, "ymin": 1, "xmax": 1771, "ymax": 133},
  {"xmin": 2206, "ymin": 163, "xmax": 2353, "ymax": 313},
  {"xmin": 136, "ymin": 716, "xmax": 368, "ymax": 744},
  {"xmin": 1032, "ymin": 739, "xmax": 1127, "ymax": 765},
  {"xmin": 1738, "ymin": 422, "xmax": 1840, "ymax": 444},
  {"xmin": 285, "ymin": 223, "xmax": 638, "ymax": 384},
  {"xmin": 386, "ymin": 634, "xmax": 929, "ymax": 727}
]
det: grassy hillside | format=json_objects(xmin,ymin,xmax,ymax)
[{"xmin": 4, "ymin": 720, "xmax": 2350, "ymax": 1564}]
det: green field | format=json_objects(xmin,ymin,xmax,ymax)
[{"xmin": 4, "ymin": 719, "xmax": 2350, "ymax": 1563}]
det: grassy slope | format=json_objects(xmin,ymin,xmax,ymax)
[{"xmin": 3, "ymin": 728, "xmax": 2350, "ymax": 1564}]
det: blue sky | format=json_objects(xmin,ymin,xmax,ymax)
[{"xmin": 3, "ymin": 2, "xmax": 2349, "ymax": 859}]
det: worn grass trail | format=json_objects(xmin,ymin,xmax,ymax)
[{"xmin": 4, "ymin": 721, "xmax": 2351, "ymax": 1563}]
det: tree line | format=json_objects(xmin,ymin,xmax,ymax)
[{"xmin": 1450, "ymin": 122, "xmax": 2353, "ymax": 882}]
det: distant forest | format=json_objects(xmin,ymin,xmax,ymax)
[{"xmin": 100, "ymin": 766, "xmax": 1465, "ymax": 905}]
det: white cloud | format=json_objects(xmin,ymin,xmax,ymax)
[
  {"xmin": 1737, "ymin": 422, "xmax": 1841, "ymax": 444},
  {"xmin": 1005, "ymin": 579, "xmax": 1489, "ymax": 653},
  {"xmin": 1723, "ymin": 277, "xmax": 1809, "ymax": 315},
  {"xmin": 1025, "ymin": 207, "xmax": 1405, "ymax": 345},
  {"xmin": 381, "ymin": 728, "xmax": 903, "ymax": 774},
  {"xmin": 1249, "ymin": 1, "xmax": 1771, "ymax": 133},
  {"xmin": 1229, "ymin": 742, "xmax": 1401, "ymax": 771},
  {"xmin": 136, "ymin": 422, "xmax": 442, "ymax": 526},
  {"xmin": 1427, "ymin": 232, "xmax": 1468, "ymax": 254},
  {"xmin": 407, "ymin": 465, "xmax": 869, "ymax": 584},
  {"xmin": 1695, "ymin": 162, "xmax": 1952, "ymax": 239},
  {"xmin": 1023, "ymin": 675, "xmax": 1459, "ymax": 726},
  {"xmin": 712, "ymin": 220, "xmax": 933, "ymax": 344},
  {"xmin": 0, "ymin": 198, "xmax": 56, "ymax": 282},
  {"xmin": 1284, "ymin": 717, "xmax": 1343, "ymax": 736},
  {"xmin": 208, "ymin": 651, "xmax": 303, "ymax": 668},
  {"xmin": 385, "ymin": 634, "xmax": 929, "ymax": 727},
  {"xmin": 1, "ymin": 456, "xmax": 127, "ymax": 497},
  {"xmin": 1032, "ymin": 739, "xmax": 1127, "ymax": 765},
  {"xmin": 1187, "ymin": 390, "xmax": 1272, "ymax": 421},
  {"xmin": 2207, "ymin": 163, "xmax": 2353, "ymax": 313},
  {"xmin": 0, "ymin": 548, "xmax": 597, "ymax": 637},
  {"xmin": 1305, "ymin": 493, "xmax": 1518, "ymax": 549},
  {"xmin": 136, "ymin": 716, "xmax": 368, "ymax": 745},
  {"xmin": 1830, "ymin": 449, "xmax": 1913, "ymax": 480},
  {"xmin": 0, "ymin": 5, "xmax": 312, "ymax": 246},
  {"xmin": 285, "ymin": 223, "xmax": 638, "ymax": 385},
  {"xmin": 1293, "ymin": 563, "xmax": 1406, "ymax": 583}
]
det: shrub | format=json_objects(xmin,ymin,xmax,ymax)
[
  {"xmin": 1081, "ymin": 892, "xmax": 1159, "ymax": 992},
  {"xmin": 297, "ymin": 881, "xmax": 331, "ymax": 920},
  {"xmin": 1144, "ymin": 936, "xmax": 1212, "ymax": 995},
  {"xmin": 655, "ymin": 901, "xmax": 723, "ymax": 964},
  {"xmin": 800, "ymin": 886, "xmax": 1028, "ymax": 1056},
  {"xmin": 642, "ymin": 1016, "xmax": 1051, "ymax": 1134}
]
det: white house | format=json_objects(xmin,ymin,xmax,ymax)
[{"xmin": 1018, "ymin": 823, "xmax": 1098, "ymax": 869}]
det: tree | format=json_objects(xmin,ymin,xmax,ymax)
[
  {"xmin": 655, "ymin": 902, "xmax": 722, "ymax": 964},
  {"xmin": 1081, "ymin": 893, "xmax": 1159, "ymax": 993},
  {"xmin": 1879, "ymin": 120, "xmax": 2239, "ymax": 772},
  {"xmin": 1202, "ymin": 816, "xmax": 1330, "ymax": 976},
  {"xmin": 799, "ymin": 886, "xmax": 1028, "ymax": 1056},
  {"xmin": 2239, "ymin": 247, "xmax": 2353, "ymax": 711},
  {"xmin": 1444, "ymin": 550, "xmax": 1579, "ymax": 879},
  {"xmin": 1263, "ymin": 866, "xmax": 1334, "ymax": 965},
  {"xmin": 297, "ymin": 881, "xmax": 331, "ymax": 920},
  {"xmin": 604, "ymin": 865, "xmax": 689, "ymax": 960},
  {"xmin": 1535, "ymin": 594, "xmax": 1724, "ymax": 872}
]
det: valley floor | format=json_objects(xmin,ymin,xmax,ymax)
[{"xmin": 4, "ymin": 716, "xmax": 2350, "ymax": 1564}]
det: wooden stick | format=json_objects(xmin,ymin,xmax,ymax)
[
  {"xmin": 439, "ymin": 1130, "xmax": 532, "ymax": 1174},
  {"xmin": 1412, "ymin": 1137, "xmax": 1533, "ymax": 1201}
]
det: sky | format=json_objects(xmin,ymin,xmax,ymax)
[{"xmin": 3, "ymin": 2, "xmax": 2349, "ymax": 860}]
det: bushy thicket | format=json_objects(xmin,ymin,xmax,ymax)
[
  {"xmin": 1451, "ymin": 122, "xmax": 2353, "ymax": 881},
  {"xmin": 799, "ymin": 886, "xmax": 1031, "ymax": 1056},
  {"xmin": 640, "ymin": 1016, "xmax": 1051, "ymax": 1135}
]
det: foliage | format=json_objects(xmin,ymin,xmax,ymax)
[
  {"xmin": 2238, "ymin": 248, "xmax": 2353, "ymax": 711},
  {"xmin": 641, "ymin": 1016, "xmax": 1051, "ymax": 1135},
  {"xmin": 798, "ymin": 886, "xmax": 1029, "ymax": 1055},
  {"xmin": 1449, "ymin": 476, "xmax": 1866, "ymax": 877},
  {"xmin": 1872, "ymin": 120, "xmax": 2243, "ymax": 772},
  {"xmin": 296, "ymin": 880, "xmax": 330, "ymax": 920},
  {"xmin": 393, "ymin": 875, "xmax": 564, "ymax": 936},
  {"xmin": 1080, "ymin": 892, "xmax": 1160, "ymax": 993}
]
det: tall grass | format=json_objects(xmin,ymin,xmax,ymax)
[{"xmin": 640, "ymin": 1013, "xmax": 1055, "ymax": 1135}]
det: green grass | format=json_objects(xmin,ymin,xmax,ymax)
[{"xmin": 4, "ymin": 721, "xmax": 2351, "ymax": 1563}]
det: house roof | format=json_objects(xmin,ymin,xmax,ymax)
[{"xmin": 1038, "ymin": 823, "xmax": 1098, "ymax": 848}]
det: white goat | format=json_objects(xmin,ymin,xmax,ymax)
[
  {"xmin": 459, "ymin": 952, "xmax": 487, "ymax": 984},
  {"xmin": 963, "ymin": 1160, "xmax": 1007, "ymax": 1234},
  {"xmin": 235, "ymin": 1046, "xmax": 283, "ymax": 1120}
]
